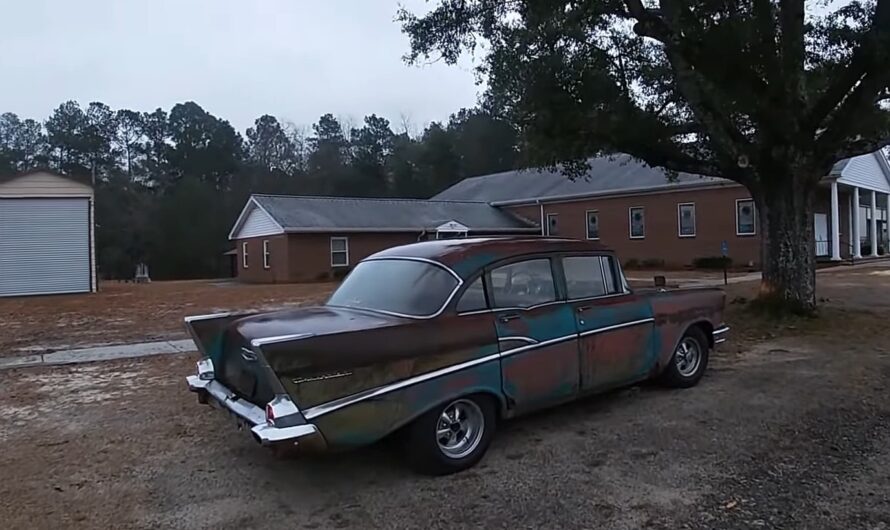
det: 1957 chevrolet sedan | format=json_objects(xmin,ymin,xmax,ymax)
[{"xmin": 186, "ymin": 237, "xmax": 728, "ymax": 475}]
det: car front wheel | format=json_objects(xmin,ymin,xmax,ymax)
[
  {"xmin": 405, "ymin": 395, "xmax": 496, "ymax": 475},
  {"xmin": 660, "ymin": 326, "xmax": 710, "ymax": 388}
]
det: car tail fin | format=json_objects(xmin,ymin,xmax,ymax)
[{"xmin": 183, "ymin": 312, "xmax": 255, "ymax": 360}]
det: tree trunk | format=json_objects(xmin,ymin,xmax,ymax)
[{"xmin": 756, "ymin": 179, "xmax": 818, "ymax": 314}]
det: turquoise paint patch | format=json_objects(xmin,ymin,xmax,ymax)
[{"xmin": 451, "ymin": 251, "xmax": 502, "ymax": 277}]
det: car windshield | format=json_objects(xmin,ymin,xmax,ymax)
[{"xmin": 327, "ymin": 259, "xmax": 459, "ymax": 317}]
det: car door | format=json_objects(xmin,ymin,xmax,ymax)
[
  {"xmin": 488, "ymin": 256, "xmax": 580, "ymax": 414},
  {"xmin": 561, "ymin": 254, "xmax": 656, "ymax": 392}
]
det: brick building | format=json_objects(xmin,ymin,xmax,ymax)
[
  {"xmin": 228, "ymin": 195, "xmax": 537, "ymax": 282},
  {"xmin": 230, "ymin": 152, "xmax": 890, "ymax": 283}
]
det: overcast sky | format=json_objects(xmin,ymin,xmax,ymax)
[{"xmin": 0, "ymin": 0, "xmax": 481, "ymax": 134}]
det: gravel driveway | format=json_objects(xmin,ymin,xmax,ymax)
[
  {"xmin": 2, "ymin": 265, "xmax": 889, "ymax": 529},
  {"xmin": 2, "ymin": 329, "xmax": 889, "ymax": 530}
]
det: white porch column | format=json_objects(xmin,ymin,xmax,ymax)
[
  {"xmin": 871, "ymin": 190, "xmax": 879, "ymax": 257},
  {"xmin": 853, "ymin": 186, "xmax": 862, "ymax": 258},
  {"xmin": 848, "ymin": 193, "xmax": 854, "ymax": 257},
  {"xmin": 830, "ymin": 181, "xmax": 841, "ymax": 261}
]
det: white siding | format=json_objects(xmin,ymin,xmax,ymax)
[
  {"xmin": 0, "ymin": 198, "xmax": 92, "ymax": 297},
  {"xmin": 235, "ymin": 204, "xmax": 283, "ymax": 239},
  {"xmin": 837, "ymin": 153, "xmax": 890, "ymax": 193},
  {"xmin": 0, "ymin": 172, "xmax": 93, "ymax": 198}
]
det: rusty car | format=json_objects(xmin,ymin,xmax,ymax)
[{"xmin": 186, "ymin": 237, "xmax": 728, "ymax": 474}]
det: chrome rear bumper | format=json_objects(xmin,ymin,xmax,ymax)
[
  {"xmin": 713, "ymin": 325, "xmax": 730, "ymax": 345},
  {"xmin": 186, "ymin": 372, "xmax": 326, "ymax": 451}
]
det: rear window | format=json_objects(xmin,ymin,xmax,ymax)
[{"xmin": 327, "ymin": 259, "xmax": 459, "ymax": 317}]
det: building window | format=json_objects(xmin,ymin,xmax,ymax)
[
  {"xmin": 262, "ymin": 240, "xmax": 271, "ymax": 269},
  {"xmin": 331, "ymin": 237, "xmax": 349, "ymax": 267},
  {"xmin": 678, "ymin": 203, "xmax": 696, "ymax": 237},
  {"xmin": 629, "ymin": 207, "xmax": 645, "ymax": 239},
  {"xmin": 546, "ymin": 213, "xmax": 559, "ymax": 236},
  {"xmin": 586, "ymin": 210, "xmax": 599, "ymax": 240},
  {"xmin": 242, "ymin": 242, "xmax": 249, "ymax": 269},
  {"xmin": 736, "ymin": 199, "xmax": 756, "ymax": 236}
]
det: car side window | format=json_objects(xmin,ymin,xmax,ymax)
[
  {"xmin": 563, "ymin": 256, "xmax": 607, "ymax": 299},
  {"xmin": 489, "ymin": 259, "xmax": 557, "ymax": 309},
  {"xmin": 456, "ymin": 276, "xmax": 487, "ymax": 312}
]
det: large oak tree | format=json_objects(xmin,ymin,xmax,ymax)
[{"xmin": 400, "ymin": 0, "xmax": 890, "ymax": 313}]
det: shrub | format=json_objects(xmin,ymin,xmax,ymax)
[
  {"xmin": 332, "ymin": 267, "xmax": 352, "ymax": 280},
  {"xmin": 640, "ymin": 258, "xmax": 665, "ymax": 268},
  {"xmin": 693, "ymin": 256, "xmax": 732, "ymax": 269}
]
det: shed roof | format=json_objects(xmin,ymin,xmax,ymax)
[
  {"xmin": 228, "ymin": 194, "xmax": 537, "ymax": 240},
  {"xmin": 431, "ymin": 154, "xmax": 731, "ymax": 205}
]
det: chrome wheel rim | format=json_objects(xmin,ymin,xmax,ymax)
[
  {"xmin": 436, "ymin": 399, "xmax": 484, "ymax": 459},
  {"xmin": 675, "ymin": 337, "xmax": 702, "ymax": 377}
]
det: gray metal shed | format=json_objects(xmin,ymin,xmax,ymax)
[{"xmin": 0, "ymin": 171, "xmax": 96, "ymax": 297}]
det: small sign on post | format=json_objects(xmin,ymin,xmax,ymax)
[{"xmin": 720, "ymin": 240, "xmax": 729, "ymax": 286}]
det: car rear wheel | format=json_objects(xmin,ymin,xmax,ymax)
[
  {"xmin": 660, "ymin": 326, "xmax": 710, "ymax": 388},
  {"xmin": 405, "ymin": 395, "xmax": 496, "ymax": 475}
]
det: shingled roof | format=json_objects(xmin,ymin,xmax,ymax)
[
  {"xmin": 228, "ymin": 194, "xmax": 537, "ymax": 240},
  {"xmin": 431, "ymin": 154, "xmax": 732, "ymax": 204}
]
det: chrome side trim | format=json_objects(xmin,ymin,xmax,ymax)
[
  {"xmin": 713, "ymin": 326, "xmax": 730, "ymax": 336},
  {"xmin": 566, "ymin": 292, "xmax": 631, "ymax": 303},
  {"xmin": 301, "ymin": 318, "xmax": 658, "ymax": 420},
  {"xmin": 302, "ymin": 352, "xmax": 501, "ymax": 420},
  {"xmin": 498, "ymin": 336, "xmax": 539, "ymax": 345},
  {"xmin": 715, "ymin": 338, "xmax": 726, "ymax": 344},
  {"xmin": 498, "ymin": 333, "xmax": 578, "ymax": 358},
  {"xmin": 578, "ymin": 317, "xmax": 655, "ymax": 338},
  {"xmin": 183, "ymin": 312, "xmax": 232, "ymax": 323},
  {"xmin": 250, "ymin": 333, "xmax": 314, "ymax": 348},
  {"xmin": 456, "ymin": 299, "xmax": 564, "ymax": 315}
]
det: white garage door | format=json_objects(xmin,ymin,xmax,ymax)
[{"xmin": 0, "ymin": 198, "xmax": 91, "ymax": 297}]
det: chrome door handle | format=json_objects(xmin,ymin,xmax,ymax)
[
  {"xmin": 499, "ymin": 313, "xmax": 520, "ymax": 323},
  {"xmin": 576, "ymin": 305, "xmax": 591, "ymax": 313}
]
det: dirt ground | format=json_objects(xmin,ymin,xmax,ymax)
[
  {"xmin": 1, "ymin": 266, "xmax": 889, "ymax": 529},
  {"xmin": 0, "ymin": 280, "xmax": 336, "ymax": 356}
]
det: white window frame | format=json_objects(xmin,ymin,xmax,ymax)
[
  {"xmin": 629, "ymin": 206, "xmax": 645, "ymax": 239},
  {"xmin": 677, "ymin": 202, "xmax": 696, "ymax": 238},
  {"xmin": 330, "ymin": 237, "xmax": 350, "ymax": 267},
  {"xmin": 546, "ymin": 213, "xmax": 559, "ymax": 236},
  {"xmin": 585, "ymin": 210, "xmax": 600, "ymax": 240},
  {"xmin": 736, "ymin": 198, "xmax": 757, "ymax": 236},
  {"xmin": 242, "ymin": 241, "xmax": 249, "ymax": 269},
  {"xmin": 262, "ymin": 240, "xmax": 271, "ymax": 269}
]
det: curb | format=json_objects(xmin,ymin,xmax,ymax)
[{"xmin": 0, "ymin": 339, "xmax": 196, "ymax": 371}]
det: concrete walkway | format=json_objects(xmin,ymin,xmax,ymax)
[{"xmin": 0, "ymin": 339, "xmax": 196, "ymax": 370}]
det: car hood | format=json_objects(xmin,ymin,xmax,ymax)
[{"xmin": 230, "ymin": 305, "xmax": 405, "ymax": 344}]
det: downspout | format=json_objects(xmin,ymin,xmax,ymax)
[{"xmin": 538, "ymin": 199, "xmax": 545, "ymax": 236}]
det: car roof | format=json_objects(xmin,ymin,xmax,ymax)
[{"xmin": 368, "ymin": 237, "xmax": 613, "ymax": 279}]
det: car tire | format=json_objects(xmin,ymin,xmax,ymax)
[
  {"xmin": 405, "ymin": 394, "xmax": 496, "ymax": 476},
  {"xmin": 660, "ymin": 326, "xmax": 710, "ymax": 388}
]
